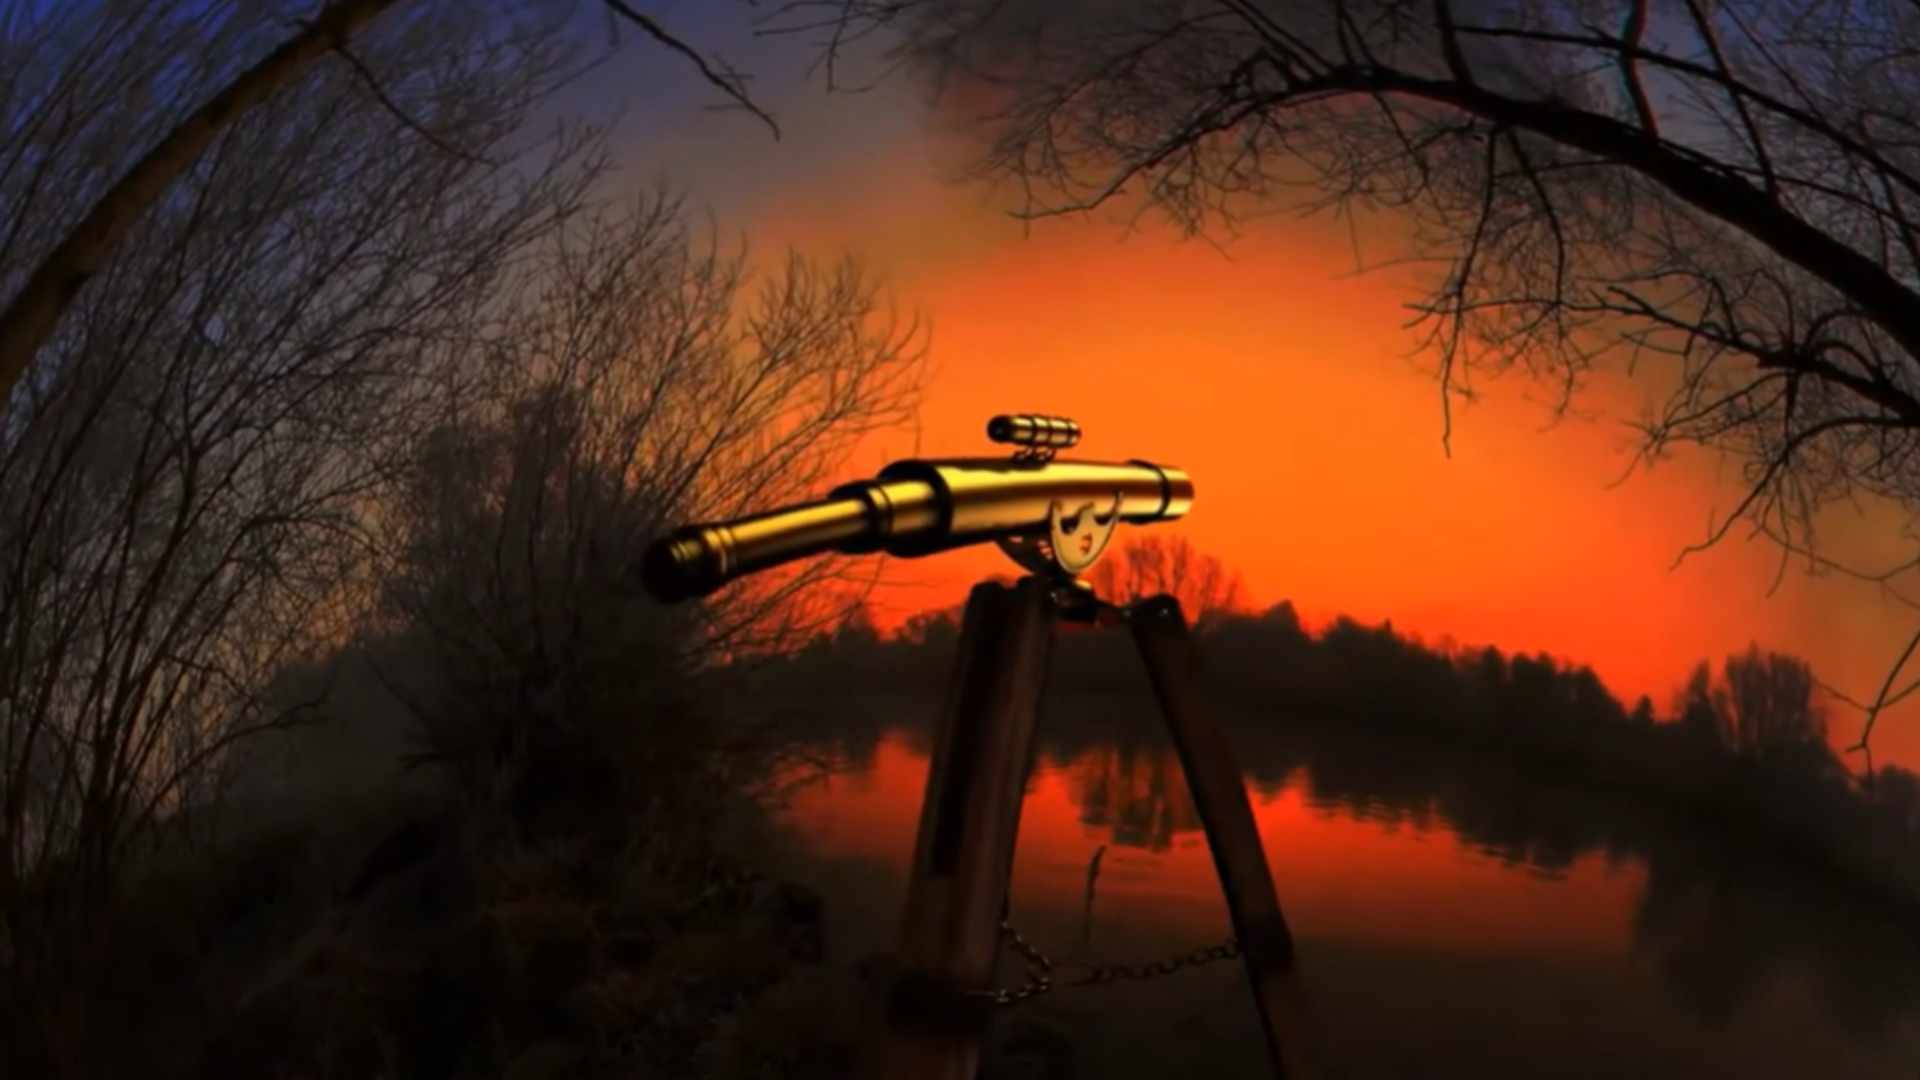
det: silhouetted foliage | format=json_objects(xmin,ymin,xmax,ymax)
[
  {"xmin": 0, "ymin": 12, "xmax": 602, "ymax": 1080},
  {"xmin": 1087, "ymin": 534, "xmax": 1248, "ymax": 628},
  {"xmin": 764, "ymin": 588, "xmax": 1920, "ymax": 917},
  {"xmin": 1874, "ymin": 765, "xmax": 1920, "ymax": 834},
  {"xmin": 0, "ymin": 10, "xmax": 920, "ymax": 1079}
]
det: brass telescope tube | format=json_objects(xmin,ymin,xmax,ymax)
[{"xmin": 639, "ymin": 458, "xmax": 1195, "ymax": 602}]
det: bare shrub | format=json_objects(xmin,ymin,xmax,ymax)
[
  {"xmin": 368, "ymin": 192, "xmax": 922, "ymax": 868},
  {"xmin": 0, "ymin": 6, "xmax": 598, "ymax": 1077},
  {"xmin": 1675, "ymin": 646, "xmax": 1835, "ymax": 761},
  {"xmin": 1088, "ymin": 533, "xmax": 1249, "ymax": 628},
  {"xmin": 0, "ymin": 3, "xmax": 920, "ymax": 1077}
]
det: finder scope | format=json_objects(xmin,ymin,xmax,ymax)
[{"xmin": 987, "ymin": 414, "xmax": 1080, "ymax": 451}]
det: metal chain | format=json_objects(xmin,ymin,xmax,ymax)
[
  {"xmin": 985, "ymin": 918, "xmax": 1055, "ymax": 1006},
  {"xmin": 972, "ymin": 917, "xmax": 1242, "ymax": 1007}
]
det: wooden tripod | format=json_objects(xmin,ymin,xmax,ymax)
[{"xmin": 871, "ymin": 575, "xmax": 1312, "ymax": 1080}]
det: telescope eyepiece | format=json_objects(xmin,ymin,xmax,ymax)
[{"xmin": 988, "ymin": 414, "xmax": 1080, "ymax": 451}]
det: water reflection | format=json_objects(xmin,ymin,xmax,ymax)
[
  {"xmin": 1215, "ymin": 710, "xmax": 1920, "ymax": 1041},
  {"xmin": 1067, "ymin": 745, "xmax": 1199, "ymax": 854},
  {"xmin": 781, "ymin": 696, "xmax": 1920, "ymax": 1078}
]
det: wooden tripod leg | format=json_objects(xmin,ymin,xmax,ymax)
[
  {"xmin": 873, "ymin": 577, "xmax": 1055, "ymax": 1080},
  {"xmin": 1130, "ymin": 595, "xmax": 1313, "ymax": 1080}
]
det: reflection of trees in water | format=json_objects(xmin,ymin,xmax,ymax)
[
  {"xmin": 1067, "ymin": 744, "xmax": 1201, "ymax": 852},
  {"xmin": 826, "ymin": 693, "xmax": 1920, "ymax": 1042},
  {"xmin": 1630, "ymin": 846, "xmax": 1798, "ymax": 1026},
  {"xmin": 764, "ymin": 596, "xmax": 1920, "ymax": 1044},
  {"xmin": 1245, "ymin": 723, "xmax": 1920, "ymax": 1042},
  {"xmin": 1623, "ymin": 830, "xmax": 1920, "ymax": 1040}
]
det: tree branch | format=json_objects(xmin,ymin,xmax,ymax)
[
  {"xmin": 0, "ymin": 0, "xmax": 408, "ymax": 422},
  {"xmin": 600, "ymin": 0, "xmax": 780, "ymax": 137}
]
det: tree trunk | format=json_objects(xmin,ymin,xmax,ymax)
[{"xmin": 0, "ymin": 0, "xmax": 410, "ymax": 409}]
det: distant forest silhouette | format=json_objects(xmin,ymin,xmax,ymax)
[{"xmin": 772, "ymin": 593, "xmax": 1920, "ymax": 869}]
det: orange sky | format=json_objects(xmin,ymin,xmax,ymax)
[
  {"xmin": 729, "ymin": 154, "xmax": 1920, "ymax": 768},
  {"xmin": 574, "ymin": 11, "xmax": 1920, "ymax": 768}
]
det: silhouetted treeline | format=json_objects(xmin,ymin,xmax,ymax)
[{"xmin": 756, "ymin": 599, "xmax": 1920, "ymax": 911}]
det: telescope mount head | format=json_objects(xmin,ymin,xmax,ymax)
[{"xmin": 983, "ymin": 414, "xmax": 1125, "ymax": 606}]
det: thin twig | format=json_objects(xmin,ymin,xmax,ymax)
[
  {"xmin": 331, "ymin": 40, "xmax": 494, "ymax": 167},
  {"xmin": 600, "ymin": 0, "xmax": 781, "ymax": 138}
]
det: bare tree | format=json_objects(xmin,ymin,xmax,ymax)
[
  {"xmin": 0, "ymin": 9, "xmax": 601, "ymax": 1075},
  {"xmin": 1675, "ymin": 659, "xmax": 1723, "ymax": 746},
  {"xmin": 1715, "ymin": 645, "xmax": 1830, "ymax": 758},
  {"xmin": 784, "ymin": 0, "xmax": 1920, "ymax": 753},
  {"xmin": 901, "ymin": 600, "xmax": 966, "ymax": 646},
  {"xmin": 370, "ymin": 192, "xmax": 920, "ymax": 853},
  {"xmin": 0, "ymin": 0, "xmax": 780, "ymax": 417},
  {"xmin": 1870, "ymin": 764, "xmax": 1920, "ymax": 835},
  {"xmin": 1672, "ymin": 646, "xmax": 1838, "ymax": 788},
  {"xmin": 1087, "ymin": 533, "xmax": 1247, "ymax": 626}
]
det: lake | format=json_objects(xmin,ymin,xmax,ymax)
[{"xmin": 762, "ymin": 694, "xmax": 1920, "ymax": 1079}]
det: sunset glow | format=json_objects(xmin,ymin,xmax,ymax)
[
  {"xmin": 726, "ymin": 162, "xmax": 1920, "ymax": 766},
  {"xmin": 589, "ymin": 12, "xmax": 1920, "ymax": 767}
]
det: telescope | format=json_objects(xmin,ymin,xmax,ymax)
[
  {"xmin": 639, "ymin": 414, "xmax": 1195, "ymax": 601},
  {"xmin": 637, "ymin": 415, "xmax": 1311, "ymax": 1080}
]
